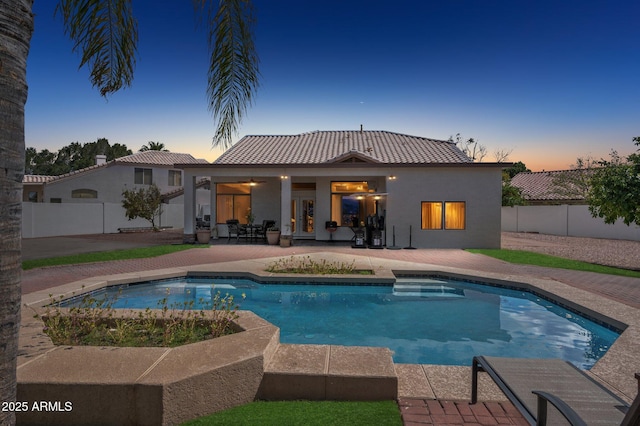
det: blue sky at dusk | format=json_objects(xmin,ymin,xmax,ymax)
[{"xmin": 26, "ymin": 0, "xmax": 639, "ymax": 171}]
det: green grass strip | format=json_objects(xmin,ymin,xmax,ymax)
[
  {"xmin": 181, "ymin": 400, "xmax": 402, "ymax": 426},
  {"xmin": 467, "ymin": 249, "xmax": 640, "ymax": 278},
  {"xmin": 22, "ymin": 244, "xmax": 207, "ymax": 271}
]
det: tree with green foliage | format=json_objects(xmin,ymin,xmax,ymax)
[
  {"xmin": 502, "ymin": 173, "xmax": 526, "ymax": 206},
  {"xmin": 121, "ymin": 184, "xmax": 163, "ymax": 230},
  {"xmin": 587, "ymin": 137, "xmax": 640, "ymax": 226},
  {"xmin": 500, "ymin": 161, "xmax": 529, "ymax": 206},
  {"xmin": 25, "ymin": 138, "xmax": 133, "ymax": 175},
  {"xmin": 504, "ymin": 161, "xmax": 531, "ymax": 179},
  {"xmin": 25, "ymin": 147, "xmax": 59, "ymax": 175},
  {"xmin": 1, "ymin": 1, "xmax": 259, "ymax": 422}
]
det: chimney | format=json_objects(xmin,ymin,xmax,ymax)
[
  {"xmin": 95, "ymin": 155, "xmax": 107, "ymax": 165},
  {"xmin": 360, "ymin": 124, "xmax": 363, "ymax": 133}
]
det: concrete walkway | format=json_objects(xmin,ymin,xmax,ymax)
[{"xmin": 20, "ymin": 231, "xmax": 640, "ymax": 425}]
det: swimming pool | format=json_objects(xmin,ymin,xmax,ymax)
[{"xmin": 66, "ymin": 276, "xmax": 620, "ymax": 368}]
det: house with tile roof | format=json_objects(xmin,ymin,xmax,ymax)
[
  {"xmin": 22, "ymin": 174, "xmax": 55, "ymax": 202},
  {"xmin": 25, "ymin": 151, "xmax": 209, "ymax": 204},
  {"xmin": 22, "ymin": 151, "xmax": 216, "ymax": 237},
  {"xmin": 178, "ymin": 130, "xmax": 508, "ymax": 248},
  {"xmin": 510, "ymin": 169, "xmax": 591, "ymax": 205}
]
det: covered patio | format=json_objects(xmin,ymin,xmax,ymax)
[{"xmin": 181, "ymin": 168, "xmax": 391, "ymax": 244}]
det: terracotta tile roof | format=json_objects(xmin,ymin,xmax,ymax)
[
  {"xmin": 162, "ymin": 177, "xmax": 210, "ymax": 200},
  {"xmin": 214, "ymin": 130, "xmax": 472, "ymax": 165},
  {"xmin": 27, "ymin": 151, "xmax": 208, "ymax": 184},
  {"xmin": 23, "ymin": 175, "xmax": 55, "ymax": 184},
  {"xmin": 114, "ymin": 151, "xmax": 209, "ymax": 166},
  {"xmin": 511, "ymin": 170, "xmax": 591, "ymax": 201},
  {"xmin": 49, "ymin": 163, "xmax": 107, "ymax": 181}
]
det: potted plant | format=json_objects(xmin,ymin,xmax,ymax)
[
  {"xmin": 245, "ymin": 209, "xmax": 255, "ymax": 225},
  {"xmin": 279, "ymin": 224, "xmax": 293, "ymax": 247},
  {"xmin": 266, "ymin": 226, "xmax": 280, "ymax": 245},
  {"xmin": 196, "ymin": 228, "xmax": 210, "ymax": 244}
]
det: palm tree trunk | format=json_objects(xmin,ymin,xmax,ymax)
[{"xmin": 0, "ymin": 1, "xmax": 33, "ymax": 424}]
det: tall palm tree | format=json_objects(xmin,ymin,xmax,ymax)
[
  {"xmin": 140, "ymin": 141, "xmax": 169, "ymax": 152},
  {"xmin": 0, "ymin": 1, "xmax": 259, "ymax": 424}
]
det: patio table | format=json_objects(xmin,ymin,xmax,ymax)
[{"xmin": 244, "ymin": 224, "xmax": 261, "ymax": 243}]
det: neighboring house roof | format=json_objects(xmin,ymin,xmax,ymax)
[
  {"xmin": 23, "ymin": 151, "xmax": 208, "ymax": 185},
  {"xmin": 214, "ymin": 130, "xmax": 472, "ymax": 165},
  {"xmin": 162, "ymin": 177, "xmax": 211, "ymax": 201},
  {"xmin": 23, "ymin": 175, "xmax": 55, "ymax": 184},
  {"xmin": 114, "ymin": 151, "xmax": 209, "ymax": 166},
  {"xmin": 511, "ymin": 170, "xmax": 590, "ymax": 202}
]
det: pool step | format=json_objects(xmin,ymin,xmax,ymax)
[
  {"xmin": 259, "ymin": 344, "xmax": 397, "ymax": 401},
  {"xmin": 393, "ymin": 278, "xmax": 465, "ymax": 298}
]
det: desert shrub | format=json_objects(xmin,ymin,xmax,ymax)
[{"xmin": 38, "ymin": 286, "xmax": 243, "ymax": 347}]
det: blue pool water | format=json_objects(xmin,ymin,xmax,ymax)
[{"xmin": 67, "ymin": 276, "xmax": 620, "ymax": 368}]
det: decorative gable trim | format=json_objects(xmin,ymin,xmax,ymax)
[{"xmin": 326, "ymin": 150, "xmax": 381, "ymax": 164}]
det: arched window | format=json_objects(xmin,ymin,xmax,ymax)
[{"xmin": 71, "ymin": 189, "xmax": 98, "ymax": 199}]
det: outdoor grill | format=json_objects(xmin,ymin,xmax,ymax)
[{"xmin": 325, "ymin": 221, "xmax": 338, "ymax": 242}]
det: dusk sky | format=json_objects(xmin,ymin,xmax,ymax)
[{"xmin": 26, "ymin": 0, "xmax": 639, "ymax": 171}]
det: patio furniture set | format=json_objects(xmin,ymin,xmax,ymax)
[{"xmin": 226, "ymin": 219, "xmax": 277, "ymax": 244}]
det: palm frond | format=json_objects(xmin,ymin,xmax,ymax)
[
  {"xmin": 194, "ymin": 0, "xmax": 260, "ymax": 149},
  {"xmin": 57, "ymin": 0, "xmax": 138, "ymax": 97}
]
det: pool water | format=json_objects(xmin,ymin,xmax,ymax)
[{"xmin": 69, "ymin": 277, "xmax": 620, "ymax": 368}]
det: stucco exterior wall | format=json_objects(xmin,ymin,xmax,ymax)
[
  {"xmin": 315, "ymin": 168, "xmax": 502, "ymax": 249},
  {"xmin": 385, "ymin": 167, "xmax": 502, "ymax": 248},
  {"xmin": 248, "ymin": 177, "xmax": 281, "ymax": 226},
  {"xmin": 43, "ymin": 164, "xmax": 185, "ymax": 203}
]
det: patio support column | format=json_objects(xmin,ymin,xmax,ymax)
[
  {"xmin": 183, "ymin": 174, "xmax": 196, "ymax": 243},
  {"xmin": 280, "ymin": 177, "xmax": 292, "ymax": 236},
  {"xmin": 209, "ymin": 180, "xmax": 216, "ymax": 237}
]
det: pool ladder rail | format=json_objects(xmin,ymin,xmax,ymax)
[{"xmin": 392, "ymin": 278, "xmax": 465, "ymax": 298}]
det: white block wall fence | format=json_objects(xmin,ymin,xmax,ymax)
[
  {"xmin": 502, "ymin": 205, "xmax": 640, "ymax": 242},
  {"xmin": 21, "ymin": 202, "xmax": 184, "ymax": 238}
]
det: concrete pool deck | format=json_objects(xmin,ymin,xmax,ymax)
[{"xmin": 19, "ymin": 233, "xmax": 640, "ymax": 424}]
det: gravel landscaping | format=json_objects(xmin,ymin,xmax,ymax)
[{"xmin": 502, "ymin": 232, "xmax": 640, "ymax": 271}]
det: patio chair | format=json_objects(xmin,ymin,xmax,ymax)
[
  {"xmin": 196, "ymin": 215, "xmax": 211, "ymax": 229},
  {"xmin": 255, "ymin": 220, "xmax": 276, "ymax": 242},
  {"xmin": 226, "ymin": 219, "xmax": 247, "ymax": 243},
  {"xmin": 471, "ymin": 355, "xmax": 640, "ymax": 425}
]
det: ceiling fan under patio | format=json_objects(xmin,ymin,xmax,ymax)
[{"xmin": 236, "ymin": 178, "xmax": 266, "ymax": 186}]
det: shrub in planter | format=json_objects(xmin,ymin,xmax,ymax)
[
  {"xmin": 266, "ymin": 227, "xmax": 280, "ymax": 245},
  {"xmin": 280, "ymin": 235, "xmax": 292, "ymax": 247}
]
